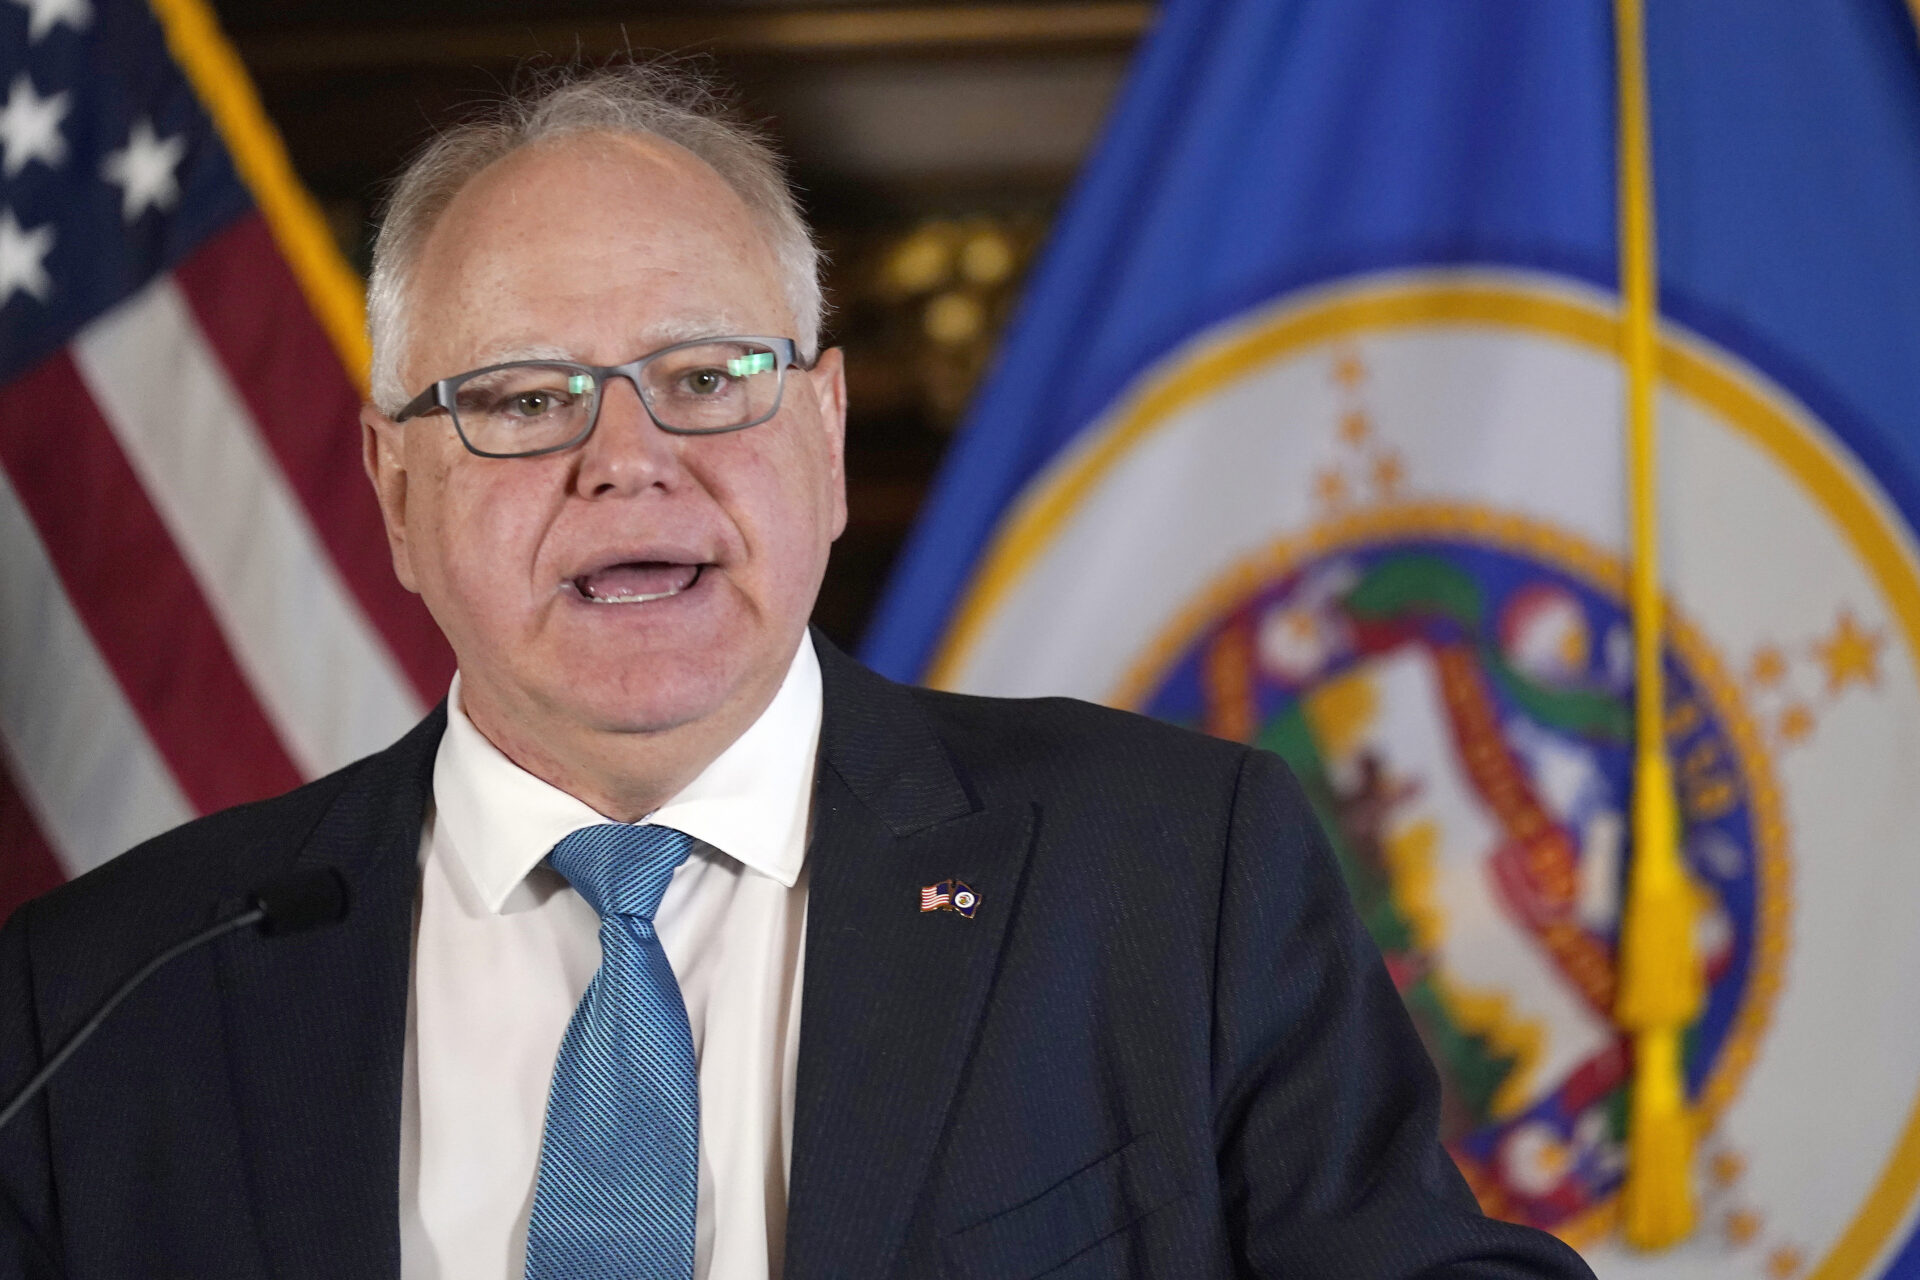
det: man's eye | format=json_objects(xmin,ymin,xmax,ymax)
[
  {"xmin": 502, "ymin": 390, "xmax": 564, "ymax": 417},
  {"xmin": 680, "ymin": 369, "xmax": 732, "ymax": 396}
]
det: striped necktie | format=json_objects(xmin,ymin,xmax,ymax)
[{"xmin": 524, "ymin": 823, "xmax": 698, "ymax": 1280}]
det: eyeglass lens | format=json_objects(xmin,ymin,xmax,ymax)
[{"xmin": 449, "ymin": 339, "xmax": 785, "ymax": 454}]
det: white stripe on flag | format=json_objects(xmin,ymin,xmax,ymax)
[
  {"xmin": 0, "ymin": 464, "xmax": 194, "ymax": 875},
  {"xmin": 71, "ymin": 277, "xmax": 425, "ymax": 778}
]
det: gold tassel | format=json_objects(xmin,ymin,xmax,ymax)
[
  {"xmin": 1613, "ymin": 0, "xmax": 1703, "ymax": 1248},
  {"xmin": 1615, "ymin": 751, "xmax": 1702, "ymax": 1248},
  {"xmin": 1620, "ymin": 1027, "xmax": 1696, "ymax": 1248},
  {"xmin": 1615, "ymin": 752, "xmax": 1701, "ymax": 1030}
]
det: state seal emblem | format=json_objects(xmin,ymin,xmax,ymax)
[
  {"xmin": 1131, "ymin": 512, "xmax": 1781, "ymax": 1246},
  {"xmin": 930, "ymin": 270, "xmax": 1920, "ymax": 1277}
]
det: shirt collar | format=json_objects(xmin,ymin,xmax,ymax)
[{"xmin": 432, "ymin": 636, "xmax": 823, "ymax": 913}]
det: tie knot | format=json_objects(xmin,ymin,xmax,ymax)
[{"xmin": 547, "ymin": 823, "xmax": 693, "ymax": 921}]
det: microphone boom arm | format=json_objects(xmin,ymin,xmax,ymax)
[{"xmin": 0, "ymin": 866, "xmax": 348, "ymax": 1133}]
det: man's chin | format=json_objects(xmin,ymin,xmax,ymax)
[
  {"xmin": 457, "ymin": 628, "xmax": 791, "ymax": 767},
  {"xmin": 578, "ymin": 699, "xmax": 716, "ymax": 738},
  {"xmin": 541, "ymin": 649, "xmax": 757, "ymax": 739}
]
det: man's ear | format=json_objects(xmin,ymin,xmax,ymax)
[
  {"xmin": 361, "ymin": 406, "xmax": 420, "ymax": 594},
  {"xmin": 805, "ymin": 347, "xmax": 849, "ymax": 542}
]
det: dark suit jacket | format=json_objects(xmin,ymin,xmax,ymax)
[{"xmin": 0, "ymin": 640, "xmax": 1593, "ymax": 1279}]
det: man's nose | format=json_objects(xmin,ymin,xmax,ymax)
[{"xmin": 574, "ymin": 375, "xmax": 686, "ymax": 496}]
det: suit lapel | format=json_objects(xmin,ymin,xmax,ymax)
[
  {"xmin": 785, "ymin": 642, "xmax": 1036, "ymax": 1280},
  {"xmin": 215, "ymin": 709, "xmax": 442, "ymax": 1280}
]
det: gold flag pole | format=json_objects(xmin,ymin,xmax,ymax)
[
  {"xmin": 1612, "ymin": 0, "xmax": 1703, "ymax": 1250},
  {"xmin": 147, "ymin": 0, "xmax": 371, "ymax": 392}
]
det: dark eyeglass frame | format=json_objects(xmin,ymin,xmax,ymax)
[{"xmin": 392, "ymin": 335, "xmax": 808, "ymax": 459}]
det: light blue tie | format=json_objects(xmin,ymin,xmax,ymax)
[{"xmin": 525, "ymin": 823, "xmax": 698, "ymax": 1280}]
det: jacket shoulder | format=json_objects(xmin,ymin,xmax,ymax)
[
  {"xmin": 905, "ymin": 683, "xmax": 1255, "ymax": 798},
  {"xmin": 894, "ymin": 681, "xmax": 1326, "ymax": 901},
  {"xmin": 39, "ymin": 765, "xmax": 357, "ymax": 916},
  {"xmin": 11, "ymin": 708, "xmax": 444, "ymax": 978}
]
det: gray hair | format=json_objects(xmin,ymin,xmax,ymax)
[{"xmin": 366, "ymin": 62, "xmax": 824, "ymax": 415}]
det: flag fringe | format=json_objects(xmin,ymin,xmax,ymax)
[{"xmin": 144, "ymin": 0, "xmax": 371, "ymax": 394}]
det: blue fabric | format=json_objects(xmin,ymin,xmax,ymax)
[
  {"xmin": 859, "ymin": 0, "xmax": 1920, "ymax": 691},
  {"xmin": 860, "ymin": 0, "xmax": 1614, "ymax": 680},
  {"xmin": 524, "ymin": 824, "xmax": 698, "ymax": 1280},
  {"xmin": 0, "ymin": 0, "xmax": 249, "ymax": 386}
]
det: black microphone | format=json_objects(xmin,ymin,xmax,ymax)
[
  {"xmin": 250, "ymin": 866, "xmax": 352, "ymax": 937},
  {"xmin": 0, "ymin": 867, "xmax": 351, "ymax": 1132}
]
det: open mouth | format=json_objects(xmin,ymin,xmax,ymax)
[{"xmin": 569, "ymin": 562, "xmax": 706, "ymax": 604}]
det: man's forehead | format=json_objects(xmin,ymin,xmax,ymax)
[
  {"xmin": 431, "ymin": 137, "xmax": 772, "ymax": 278},
  {"xmin": 441, "ymin": 132, "xmax": 744, "ymax": 242},
  {"xmin": 404, "ymin": 134, "xmax": 792, "ymax": 381}
]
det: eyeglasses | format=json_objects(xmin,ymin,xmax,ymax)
[{"xmin": 393, "ymin": 335, "xmax": 804, "ymax": 458}]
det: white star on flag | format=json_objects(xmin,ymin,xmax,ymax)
[
  {"xmin": 0, "ymin": 75, "xmax": 70, "ymax": 178},
  {"xmin": 101, "ymin": 118, "xmax": 186, "ymax": 222},
  {"xmin": 7, "ymin": 0, "xmax": 91, "ymax": 42},
  {"xmin": 0, "ymin": 206, "xmax": 55, "ymax": 305}
]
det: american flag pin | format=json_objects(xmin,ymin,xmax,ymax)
[{"xmin": 919, "ymin": 878, "xmax": 979, "ymax": 919}]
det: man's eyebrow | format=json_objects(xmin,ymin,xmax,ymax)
[
  {"xmin": 638, "ymin": 316, "xmax": 756, "ymax": 348},
  {"xmin": 462, "ymin": 343, "xmax": 579, "ymax": 368},
  {"xmin": 462, "ymin": 321, "xmax": 760, "ymax": 370}
]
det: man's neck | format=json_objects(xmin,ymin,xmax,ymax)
[{"xmin": 457, "ymin": 674, "xmax": 787, "ymax": 823}]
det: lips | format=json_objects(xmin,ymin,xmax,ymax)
[{"xmin": 570, "ymin": 561, "xmax": 705, "ymax": 604}]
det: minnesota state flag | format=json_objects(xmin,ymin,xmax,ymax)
[{"xmin": 864, "ymin": 1, "xmax": 1920, "ymax": 1274}]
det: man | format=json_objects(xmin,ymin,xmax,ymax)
[{"xmin": 0, "ymin": 65, "xmax": 1595, "ymax": 1279}]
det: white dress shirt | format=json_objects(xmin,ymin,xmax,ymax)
[{"xmin": 399, "ymin": 638, "xmax": 821, "ymax": 1280}]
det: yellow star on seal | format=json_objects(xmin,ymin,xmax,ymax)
[
  {"xmin": 1332, "ymin": 349, "xmax": 1366, "ymax": 390},
  {"xmin": 1723, "ymin": 1208, "xmax": 1761, "ymax": 1247},
  {"xmin": 1747, "ymin": 646, "xmax": 1787, "ymax": 689},
  {"xmin": 1766, "ymin": 1244, "xmax": 1804, "ymax": 1278},
  {"xmin": 1370, "ymin": 451, "xmax": 1405, "ymax": 500},
  {"xmin": 1339, "ymin": 410, "xmax": 1371, "ymax": 445},
  {"xmin": 1815, "ymin": 610, "xmax": 1881, "ymax": 694},
  {"xmin": 1314, "ymin": 467, "xmax": 1349, "ymax": 509}
]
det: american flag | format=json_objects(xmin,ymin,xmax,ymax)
[
  {"xmin": 920, "ymin": 879, "xmax": 977, "ymax": 918},
  {"xmin": 0, "ymin": 0, "xmax": 451, "ymax": 922}
]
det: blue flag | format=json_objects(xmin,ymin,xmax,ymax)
[{"xmin": 864, "ymin": 1, "xmax": 1920, "ymax": 1273}]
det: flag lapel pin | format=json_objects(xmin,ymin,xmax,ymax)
[{"xmin": 920, "ymin": 879, "xmax": 979, "ymax": 919}]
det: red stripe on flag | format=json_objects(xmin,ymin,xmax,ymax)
[
  {"xmin": 0, "ymin": 757, "xmax": 69, "ymax": 927},
  {"xmin": 173, "ymin": 213, "xmax": 453, "ymax": 703},
  {"xmin": 0, "ymin": 349, "xmax": 304, "ymax": 814}
]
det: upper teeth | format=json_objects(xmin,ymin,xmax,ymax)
[
  {"xmin": 575, "ymin": 566, "xmax": 699, "ymax": 604},
  {"xmin": 586, "ymin": 586, "xmax": 684, "ymax": 603}
]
